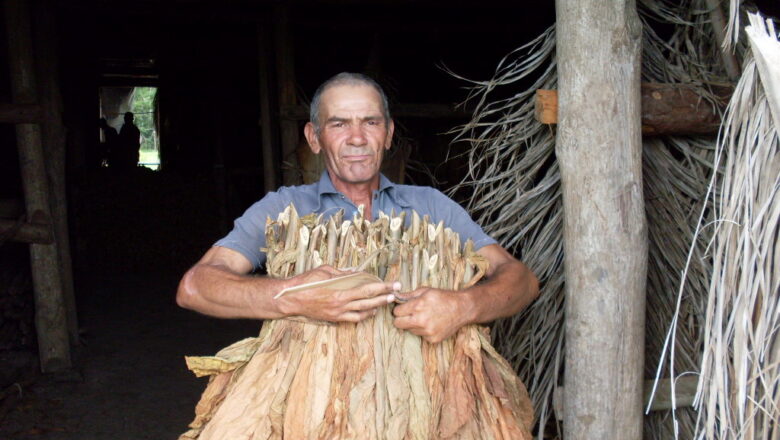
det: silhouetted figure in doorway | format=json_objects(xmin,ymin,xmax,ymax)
[
  {"xmin": 116, "ymin": 111, "xmax": 141, "ymax": 170},
  {"xmin": 98, "ymin": 118, "xmax": 118, "ymax": 168}
]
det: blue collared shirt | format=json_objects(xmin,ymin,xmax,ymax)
[{"xmin": 214, "ymin": 171, "xmax": 496, "ymax": 269}]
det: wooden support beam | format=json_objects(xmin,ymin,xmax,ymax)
[
  {"xmin": 257, "ymin": 24, "xmax": 278, "ymax": 194},
  {"xmin": 556, "ymin": 1, "xmax": 647, "ymax": 439},
  {"xmin": 5, "ymin": 0, "xmax": 71, "ymax": 373},
  {"xmin": 280, "ymin": 103, "xmax": 470, "ymax": 121},
  {"xmin": 0, "ymin": 103, "xmax": 43, "ymax": 123},
  {"xmin": 273, "ymin": 5, "xmax": 301, "ymax": 186},
  {"xmin": 553, "ymin": 376, "xmax": 699, "ymax": 419},
  {"xmin": 0, "ymin": 218, "xmax": 53, "ymax": 244},
  {"xmin": 535, "ymin": 84, "xmax": 731, "ymax": 135},
  {"xmin": 34, "ymin": 0, "xmax": 79, "ymax": 344}
]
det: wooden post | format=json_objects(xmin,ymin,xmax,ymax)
[
  {"xmin": 555, "ymin": 1, "xmax": 647, "ymax": 439},
  {"xmin": 33, "ymin": 0, "xmax": 79, "ymax": 344},
  {"xmin": 257, "ymin": 23, "xmax": 278, "ymax": 194},
  {"xmin": 5, "ymin": 0, "xmax": 71, "ymax": 372},
  {"xmin": 273, "ymin": 5, "xmax": 301, "ymax": 186}
]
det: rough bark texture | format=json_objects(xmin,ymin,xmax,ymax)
[
  {"xmin": 640, "ymin": 83, "xmax": 729, "ymax": 135},
  {"xmin": 555, "ymin": 1, "xmax": 647, "ymax": 439},
  {"xmin": 33, "ymin": 0, "xmax": 79, "ymax": 343},
  {"xmin": 5, "ymin": 0, "xmax": 71, "ymax": 372}
]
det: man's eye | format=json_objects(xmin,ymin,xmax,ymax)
[{"xmin": 366, "ymin": 120, "xmax": 379, "ymax": 126}]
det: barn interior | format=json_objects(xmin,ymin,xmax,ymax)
[
  {"xmin": 0, "ymin": 0, "xmax": 562, "ymax": 438},
  {"xmin": 3, "ymin": 0, "xmax": 780, "ymax": 438}
]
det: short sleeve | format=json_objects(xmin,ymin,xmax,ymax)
[
  {"xmin": 213, "ymin": 192, "xmax": 287, "ymax": 270},
  {"xmin": 426, "ymin": 189, "xmax": 497, "ymax": 251}
]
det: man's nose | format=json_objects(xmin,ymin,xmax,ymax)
[{"xmin": 347, "ymin": 125, "xmax": 368, "ymax": 145}]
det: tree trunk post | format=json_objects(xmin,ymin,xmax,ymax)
[
  {"xmin": 273, "ymin": 5, "xmax": 301, "ymax": 186},
  {"xmin": 33, "ymin": 0, "xmax": 79, "ymax": 344},
  {"xmin": 257, "ymin": 23, "xmax": 279, "ymax": 194},
  {"xmin": 555, "ymin": 1, "xmax": 647, "ymax": 438},
  {"xmin": 5, "ymin": 0, "xmax": 72, "ymax": 372}
]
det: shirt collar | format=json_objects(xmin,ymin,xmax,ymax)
[{"xmin": 315, "ymin": 171, "xmax": 410, "ymax": 209}]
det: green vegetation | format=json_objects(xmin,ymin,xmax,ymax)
[{"xmin": 131, "ymin": 87, "xmax": 159, "ymax": 169}]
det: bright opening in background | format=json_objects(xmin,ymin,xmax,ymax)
[{"xmin": 131, "ymin": 87, "xmax": 159, "ymax": 170}]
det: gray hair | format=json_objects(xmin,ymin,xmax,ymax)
[{"xmin": 309, "ymin": 72, "xmax": 391, "ymax": 134}]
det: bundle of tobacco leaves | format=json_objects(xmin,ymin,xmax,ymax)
[{"xmin": 180, "ymin": 204, "xmax": 534, "ymax": 439}]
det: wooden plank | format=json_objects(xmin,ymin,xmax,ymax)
[
  {"xmin": 0, "ymin": 218, "xmax": 53, "ymax": 244},
  {"xmin": 0, "ymin": 103, "xmax": 43, "ymax": 123},
  {"xmin": 280, "ymin": 103, "xmax": 470, "ymax": 121},
  {"xmin": 553, "ymin": 376, "xmax": 699, "ymax": 419},
  {"xmin": 556, "ymin": 1, "xmax": 647, "ymax": 439},
  {"xmin": 273, "ymin": 5, "xmax": 301, "ymax": 186},
  {"xmin": 534, "ymin": 90, "xmax": 558, "ymax": 124},
  {"xmin": 5, "ymin": 0, "xmax": 71, "ymax": 373},
  {"xmin": 257, "ymin": 24, "xmax": 278, "ymax": 194},
  {"xmin": 34, "ymin": 0, "xmax": 79, "ymax": 344},
  {"xmin": 534, "ymin": 84, "xmax": 731, "ymax": 135}
]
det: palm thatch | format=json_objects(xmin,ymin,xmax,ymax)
[
  {"xmin": 679, "ymin": 13, "xmax": 779, "ymax": 439},
  {"xmin": 446, "ymin": 1, "xmax": 753, "ymax": 438}
]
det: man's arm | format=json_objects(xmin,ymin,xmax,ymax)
[
  {"xmin": 392, "ymin": 244, "xmax": 539, "ymax": 343},
  {"xmin": 176, "ymin": 246, "xmax": 399, "ymax": 322}
]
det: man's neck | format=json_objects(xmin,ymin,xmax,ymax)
[{"xmin": 329, "ymin": 172, "xmax": 380, "ymax": 216}]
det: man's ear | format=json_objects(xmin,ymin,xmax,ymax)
[
  {"xmin": 384, "ymin": 119, "xmax": 395, "ymax": 150},
  {"xmin": 304, "ymin": 122, "xmax": 321, "ymax": 154}
]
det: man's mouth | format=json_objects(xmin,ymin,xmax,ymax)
[{"xmin": 342, "ymin": 153, "xmax": 372, "ymax": 162}]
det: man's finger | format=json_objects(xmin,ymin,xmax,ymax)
[
  {"xmin": 393, "ymin": 315, "xmax": 423, "ymax": 330},
  {"xmin": 393, "ymin": 288, "xmax": 427, "ymax": 304},
  {"xmin": 347, "ymin": 294, "xmax": 395, "ymax": 312},
  {"xmin": 392, "ymin": 301, "xmax": 416, "ymax": 317},
  {"xmin": 339, "ymin": 281, "xmax": 400, "ymax": 301},
  {"xmin": 340, "ymin": 310, "xmax": 375, "ymax": 323}
]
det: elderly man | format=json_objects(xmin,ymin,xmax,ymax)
[{"xmin": 177, "ymin": 72, "xmax": 538, "ymax": 343}]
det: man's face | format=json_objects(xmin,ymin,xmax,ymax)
[{"xmin": 304, "ymin": 84, "xmax": 394, "ymax": 187}]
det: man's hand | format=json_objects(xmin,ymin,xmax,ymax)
[
  {"xmin": 277, "ymin": 265, "xmax": 400, "ymax": 323},
  {"xmin": 392, "ymin": 288, "xmax": 473, "ymax": 343},
  {"xmin": 391, "ymin": 244, "xmax": 539, "ymax": 344}
]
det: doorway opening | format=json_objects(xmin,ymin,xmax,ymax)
[
  {"xmin": 131, "ymin": 87, "xmax": 159, "ymax": 170},
  {"xmin": 98, "ymin": 86, "xmax": 159, "ymax": 170}
]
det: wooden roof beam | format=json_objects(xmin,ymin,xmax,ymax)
[{"xmin": 535, "ymin": 84, "xmax": 732, "ymax": 136}]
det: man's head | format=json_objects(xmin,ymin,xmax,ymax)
[
  {"xmin": 304, "ymin": 73, "xmax": 395, "ymax": 188},
  {"xmin": 124, "ymin": 112, "xmax": 134, "ymax": 123},
  {"xmin": 309, "ymin": 73, "xmax": 391, "ymax": 135}
]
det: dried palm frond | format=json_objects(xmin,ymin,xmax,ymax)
[
  {"xmin": 688, "ymin": 13, "xmax": 780, "ymax": 439},
  {"xmin": 180, "ymin": 205, "xmax": 535, "ymax": 440},
  {"xmin": 445, "ymin": 26, "xmax": 563, "ymax": 439}
]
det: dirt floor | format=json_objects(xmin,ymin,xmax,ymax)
[{"xmin": 0, "ymin": 270, "xmax": 259, "ymax": 439}]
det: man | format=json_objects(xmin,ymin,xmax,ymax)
[
  {"xmin": 177, "ymin": 73, "xmax": 538, "ymax": 343},
  {"xmin": 117, "ymin": 111, "xmax": 141, "ymax": 169}
]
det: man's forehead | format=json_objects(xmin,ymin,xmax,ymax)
[{"xmin": 320, "ymin": 84, "xmax": 383, "ymax": 114}]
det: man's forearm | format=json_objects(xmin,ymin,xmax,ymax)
[
  {"xmin": 463, "ymin": 260, "xmax": 539, "ymax": 325},
  {"xmin": 177, "ymin": 263, "xmax": 289, "ymax": 320}
]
